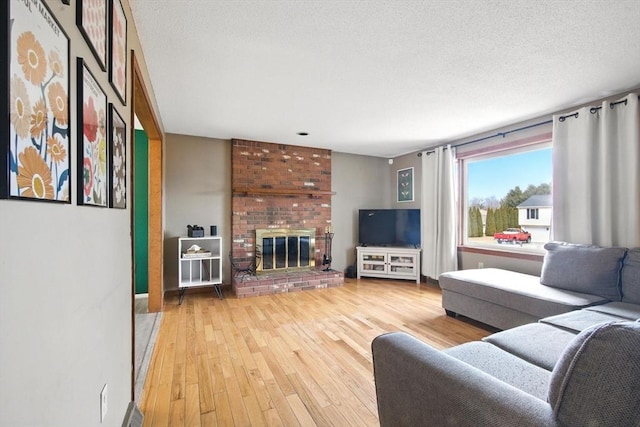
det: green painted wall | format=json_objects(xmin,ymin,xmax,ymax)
[{"xmin": 134, "ymin": 129, "xmax": 149, "ymax": 294}]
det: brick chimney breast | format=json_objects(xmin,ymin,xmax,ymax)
[{"xmin": 231, "ymin": 139, "xmax": 341, "ymax": 297}]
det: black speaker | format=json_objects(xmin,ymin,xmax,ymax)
[
  {"xmin": 210, "ymin": 225, "xmax": 217, "ymax": 236},
  {"xmin": 345, "ymin": 265, "xmax": 356, "ymax": 278}
]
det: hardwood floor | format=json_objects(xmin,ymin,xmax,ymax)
[{"xmin": 140, "ymin": 278, "xmax": 492, "ymax": 426}]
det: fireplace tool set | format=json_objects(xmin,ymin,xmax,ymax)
[{"xmin": 322, "ymin": 227, "xmax": 334, "ymax": 271}]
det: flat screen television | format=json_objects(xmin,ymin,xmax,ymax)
[{"xmin": 358, "ymin": 209, "xmax": 421, "ymax": 247}]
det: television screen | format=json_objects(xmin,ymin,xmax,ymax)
[{"xmin": 358, "ymin": 209, "xmax": 421, "ymax": 247}]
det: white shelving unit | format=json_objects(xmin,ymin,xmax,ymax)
[
  {"xmin": 356, "ymin": 246, "xmax": 421, "ymax": 283},
  {"xmin": 178, "ymin": 236, "xmax": 223, "ymax": 302}
]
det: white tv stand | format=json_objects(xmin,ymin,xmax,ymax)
[{"xmin": 356, "ymin": 246, "xmax": 421, "ymax": 284}]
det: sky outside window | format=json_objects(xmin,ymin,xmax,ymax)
[{"xmin": 468, "ymin": 148, "xmax": 552, "ymax": 202}]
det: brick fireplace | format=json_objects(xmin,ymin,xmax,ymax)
[{"xmin": 231, "ymin": 139, "xmax": 343, "ymax": 297}]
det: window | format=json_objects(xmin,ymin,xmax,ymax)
[{"xmin": 461, "ymin": 143, "xmax": 552, "ymax": 252}]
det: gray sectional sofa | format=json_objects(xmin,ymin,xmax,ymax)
[
  {"xmin": 439, "ymin": 242, "xmax": 633, "ymax": 330},
  {"xmin": 371, "ymin": 243, "xmax": 640, "ymax": 426}
]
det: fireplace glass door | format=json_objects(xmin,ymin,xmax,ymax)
[{"xmin": 256, "ymin": 228, "xmax": 315, "ymax": 273}]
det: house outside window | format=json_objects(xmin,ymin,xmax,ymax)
[
  {"xmin": 460, "ymin": 140, "xmax": 552, "ymax": 253},
  {"xmin": 519, "ymin": 196, "xmax": 552, "ymax": 243}
]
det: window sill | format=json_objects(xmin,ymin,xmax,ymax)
[{"xmin": 458, "ymin": 244, "xmax": 544, "ymax": 262}]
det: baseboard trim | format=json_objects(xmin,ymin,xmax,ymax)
[{"xmin": 122, "ymin": 401, "xmax": 143, "ymax": 427}]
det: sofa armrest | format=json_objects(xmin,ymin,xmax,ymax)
[{"xmin": 371, "ymin": 332, "xmax": 559, "ymax": 427}]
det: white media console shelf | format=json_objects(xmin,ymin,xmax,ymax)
[
  {"xmin": 178, "ymin": 236, "xmax": 223, "ymax": 302},
  {"xmin": 356, "ymin": 246, "xmax": 421, "ymax": 284}
]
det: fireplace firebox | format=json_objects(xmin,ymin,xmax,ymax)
[{"xmin": 255, "ymin": 228, "xmax": 316, "ymax": 274}]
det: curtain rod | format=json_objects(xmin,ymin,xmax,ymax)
[
  {"xmin": 559, "ymin": 97, "xmax": 636, "ymax": 121},
  {"xmin": 418, "ymin": 94, "xmax": 639, "ymax": 156},
  {"xmin": 418, "ymin": 119, "xmax": 552, "ymax": 157}
]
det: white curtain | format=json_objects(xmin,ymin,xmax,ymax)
[
  {"xmin": 421, "ymin": 145, "xmax": 457, "ymax": 279},
  {"xmin": 552, "ymin": 93, "xmax": 640, "ymax": 247}
]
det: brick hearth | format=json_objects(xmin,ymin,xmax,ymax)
[
  {"xmin": 233, "ymin": 269, "xmax": 344, "ymax": 298},
  {"xmin": 231, "ymin": 139, "xmax": 344, "ymax": 297}
]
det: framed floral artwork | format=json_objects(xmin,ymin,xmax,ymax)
[
  {"xmin": 77, "ymin": 58, "xmax": 108, "ymax": 207},
  {"xmin": 77, "ymin": 0, "xmax": 107, "ymax": 71},
  {"xmin": 109, "ymin": 0, "xmax": 127, "ymax": 105},
  {"xmin": 108, "ymin": 104, "xmax": 126, "ymax": 209},
  {"xmin": 397, "ymin": 167, "xmax": 414, "ymax": 202},
  {"xmin": 1, "ymin": 0, "xmax": 71, "ymax": 202}
]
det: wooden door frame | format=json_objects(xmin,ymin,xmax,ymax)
[
  {"xmin": 131, "ymin": 51, "xmax": 163, "ymax": 312},
  {"xmin": 130, "ymin": 50, "xmax": 164, "ymax": 400}
]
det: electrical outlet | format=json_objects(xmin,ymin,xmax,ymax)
[
  {"xmin": 100, "ymin": 384, "xmax": 108, "ymax": 423},
  {"xmin": 478, "ymin": 262, "xmax": 484, "ymax": 269}
]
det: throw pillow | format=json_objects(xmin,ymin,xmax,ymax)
[
  {"xmin": 540, "ymin": 241, "xmax": 626, "ymax": 301},
  {"xmin": 548, "ymin": 321, "xmax": 640, "ymax": 427},
  {"xmin": 621, "ymin": 248, "xmax": 640, "ymax": 304}
]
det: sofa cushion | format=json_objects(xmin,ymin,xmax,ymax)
[
  {"xmin": 540, "ymin": 241, "xmax": 626, "ymax": 301},
  {"xmin": 585, "ymin": 301, "xmax": 640, "ymax": 320},
  {"xmin": 540, "ymin": 309, "xmax": 629, "ymax": 333},
  {"xmin": 444, "ymin": 341, "xmax": 551, "ymax": 400},
  {"xmin": 372, "ymin": 332, "xmax": 558, "ymax": 427},
  {"xmin": 621, "ymin": 248, "xmax": 640, "ymax": 304},
  {"xmin": 439, "ymin": 268, "xmax": 608, "ymax": 319},
  {"xmin": 548, "ymin": 321, "xmax": 640, "ymax": 427},
  {"xmin": 483, "ymin": 323, "xmax": 577, "ymax": 371}
]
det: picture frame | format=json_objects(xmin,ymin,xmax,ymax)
[
  {"xmin": 397, "ymin": 167, "xmax": 414, "ymax": 202},
  {"xmin": 108, "ymin": 104, "xmax": 126, "ymax": 209},
  {"xmin": 77, "ymin": 58, "xmax": 108, "ymax": 207},
  {"xmin": 77, "ymin": 0, "xmax": 107, "ymax": 71},
  {"xmin": 109, "ymin": 0, "xmax": 127, "ymax": 105},
  {"xmin": 1, "ymin": 0, "xmax": 71, "ymax": 203}
]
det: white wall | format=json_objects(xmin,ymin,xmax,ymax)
[
  {"xmin": 0, "ymin": 1, "xmax": 162, "ymax": 425},
  {"xmin": 331, "ymin": 152, "xmax": 391, "ymax": 272},
  {"xmin": 164, "ymin": 135, "xmax": 231, "ymax": 291},
  {"xmin": 458, "ymin": 250, "xmax": 544, "ymax": 276},
  {"xmin": 0, "ymin": 203, "xmax": 132, "ymax": 426}
]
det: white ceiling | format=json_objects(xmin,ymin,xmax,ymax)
[{"xmin": 129, "ymin": 0, "xmax": 640, "ymax": 158}]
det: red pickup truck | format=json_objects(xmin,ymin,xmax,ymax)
[{"xmin": 494, "ymin": 228, "xmax": 532, "ymax": 244}]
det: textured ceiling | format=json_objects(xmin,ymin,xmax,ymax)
[{"xmin": 129, "ymin": 0, "xmax": 640, "ymax": 158}]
